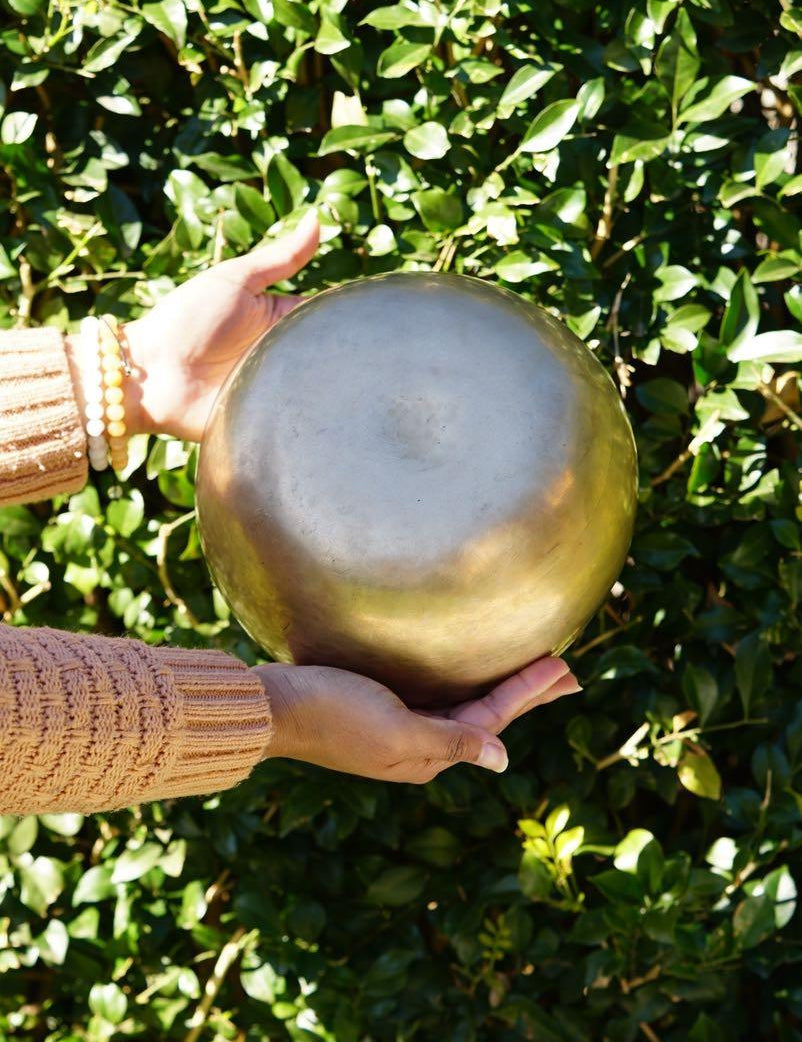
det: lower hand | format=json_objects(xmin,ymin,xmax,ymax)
[{"xmin": 254, "ymin": 657, "xmax": 581, "ymax": 783}]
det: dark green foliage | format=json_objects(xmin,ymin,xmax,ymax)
[{"xmin": 1, "ymin": 0, "xmax": 802, "ymax": 1038}]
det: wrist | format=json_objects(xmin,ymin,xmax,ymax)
[
  {"xmin": 64, "ymin": 324, "xmax": 147, "ymax": 439},
  {"xmin": 252, "ymin": 663, "xmax": 300, "ymax": 762}
]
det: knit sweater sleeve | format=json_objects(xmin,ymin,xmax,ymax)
[
  {"xmin": 0, "ymin": 328, "xmax": 273, "ymax": 814},
  {"xmin": 0, "ymin": 624, "xmax": 273, "ymax": 815},
  {"xmin": 0, "ymin": 327, "xmax": 88, "ymax": 505}
]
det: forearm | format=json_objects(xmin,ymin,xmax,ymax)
[
  {"xmin": 0, "ymin": 327, "xmax": 87, "ymax": 506},
  {"xmin": 0, "ymin": 623, "xmax": 272, "ymax": 815}
]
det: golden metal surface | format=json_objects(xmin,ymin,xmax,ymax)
[{"xmin": 197, "ymin": 273, "xmax": 638, "ymax": 706}]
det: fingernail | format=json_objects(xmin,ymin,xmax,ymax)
[{"xmin": 478, "ymin": 742, "xmax": 508, "ymax": 773}]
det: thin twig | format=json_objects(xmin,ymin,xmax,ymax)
[
  {"xmin": 595, "ymin": 717, "xmax": 768, "ymax": 772},
  {"xmin": 183, "ymin": 927, "xmax": 254, "ymax": 1042},
  {"xmin": 639, "ymin": 1022, "xmax": 662, "ymax": 1042},
  {"xmin": 758, "ymin": 380, "xmax": 802, "ymax": 432},
  {"xmin": 156, "ymin": 511, "xmax": 201, "ymax": 627},
  {"xmin": 0, "ymin": 568, "xmax": 21, "ymax": 621},
  {"xmin": 232, "ymin": 30, "xmax": 251, "ymax": 96},
  {"xmin": 590, "ymin": 165, "xmax": 618, "ymax": 260},
  {"xmin": 650, "ymin": 449, "xmax": 692, "ymax": 487},
  {"xmin": 572, "ymin": 616, "xmax": 641, "ymax": 658},
  {"xmin": 15, "ymin": 257, "xmax": 35, "ymax": 328}
]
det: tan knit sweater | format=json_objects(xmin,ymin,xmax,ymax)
[{"xmin": 0, "ymin": 328, "xmax": 272, "ymax": 815}]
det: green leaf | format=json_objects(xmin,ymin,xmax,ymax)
[
  {"xmin": 755, "ymin": 129, "xmax": 791, "ymax": 190},
  {"xmin": 655, "ymin": 7, "xmax": 699, "ymax": 112},
  {"xmin": 520, "ymin": 99, "xmax": 579, "ymax": 154},
  {"xmin": 405, "ymin": 826, "xmax": 460, "ymax": 866},
  {"xmin": 8, "ymin": 815, "xmax": 38, "ymax": 855},
  {"xmin": 735, "ymin": 632, "xmax": 772, "ymax": 716},
  {"xmin": 360, "ymin": 4, "xmax": 429, "ymax": 29},
  {"xmin": 318, "ymin": 125, "xmax": 397, "ymax": 156},
  {"xmin": 107, "ymin": 491, "xmax": 145, "ymax": 537},
  {"xmin": 36, "ymin": 918, "xmax": 69, "ymax": 965},
  {"xmin": 609, "ymin": 122, "xmax": 670, "ymax": 165},
  {"xmin": 39, "ymin": 813, "xmax": 84, "ymax": 837},
  {"xmin": 89, "ymin": 983, "xmax": 128, "ymax": 1025},
  {"xmin": 1, "ymin": 111, "xmax": 36, "ymax": 144},
  {"xmin": 752, "ymin": 255, "xmax": 800, "ymax": 283},
  {"xmin": 590, "ymin": 869, "xmax": 645, "ymax": 903},
  {"xmin": 679, "ymin": 75, "xmax": 754, "ymax": 124},
  {"xmin": 728, "ymin": 330, "xmax": 802, "ymax": 364},
  {"xmin": 780, "ymin": 8, "xmax": 802, "ymax": 35},
  {"xmin": 654, "ymin": 264, "xmax": 697, "ymax": 303},
  {"xmin": 271, "ymin": 0, "xmax": 315, "ymax": 32},
  {"xmin": 142, "ymin": 0, "xmax": 187, "ymax": 49},
  {"xmin": 576, "ymin": 77, "xmax": 605, "ymax": 122},
  {"xmin": 111, "ymin": 843, "xmax": 162, "ymax": 883},
  {"xmin": 83, "ymin": 31, "xmax": 141, "ymax": 74},
  {"xmin": 19, "ymin": 856, "xmax": 65, "ymax": 916},
  {"xmin": 719, "ymin": 269, "xmax": 759, "ymax": 350},
  {"xmin": 241, "ymin": 962, "xmax": 282, "ymax": 1003},
  {"xmin": 636, "ymin": 377, "xmax": 688, "ymax": 414},
  {"xmin": 495, "ymin": 251, "xmax": 556, "ymax": 283},
  {"xmin": 412, "ymin": 188, "xmax": 463, "ymax": 231},
  {"xmin": 678, "ymin": 748, "xmax": 722, "ymax": 800},
  {"xmin": 519, "ymin": 849, "xmax": 554, "ymax": 899},
  {"xmin": 733, "ymin": 894, "xmax": 776, "ymax": 948},
  {"xmin": 498, "ymin": 64, "xmax": 557, "ymax": 110},
  {"xmin": 404, "ymin": 121, "xmax": 449, "ymax": 160},
  {"xmin": 683, "ymin": 664, "xmax": 718, "ymax": 725},
  {"xmin": 377, "ymin": 41, "xmax": 432, "ymax": 79},
  {"xmin": 73, "ymin": 865, "xmax": 116, "ymax": 905},
  {"xmin": 365, "ymin": 866, "xmax": 426, "ymax": 906},
  {"xmin": 316, "ymin": 14, "xmax": 350, "ymax": 55},
  {"xmin": 7, "ymin": 0, "xmax": 47, "ymax": 12}
]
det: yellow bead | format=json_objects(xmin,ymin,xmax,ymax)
[
  {"xmin": 104, "ymin": 386, "xmax": 124, "ymax": 405},
  {"xmin": 107, "ymin": 420, "xmax": 126, "ymax": 438},
  {"xmin": 104, "ymin": 369, "xmax": 123, "ymax": 388},
  {"xmin": 105, "ymin": 403, "xmax": 125, "ymax": 422},
  {"xmin": 102, "ymin": 353, "xmax": 121, "ymax": 372},
  {"xmin": 100, "ymin": 335, "xmax": 118, "ymax": 355}
]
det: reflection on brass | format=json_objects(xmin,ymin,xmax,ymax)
[{"xmin": 197, "ymin": 273, "xmax": 638, "ymax": 707}]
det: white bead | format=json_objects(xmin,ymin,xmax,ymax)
[
  {"xmin": 86, "ymin": 418, "xmax": 105, "ymax": 438},
  {"xmin": 87, "ymin": 435, "xmax": 106, "ymax": 452},
  {"xmin": 85, "ymin": 384, "xmax": 104, "ymax": 404},
  {"xmin": 91, "ymin": 457, "xmax": 109, "ymax": 472},
  {"xmin": 85, "ymin": 402, "xmax": 104, "ymax": 421}
]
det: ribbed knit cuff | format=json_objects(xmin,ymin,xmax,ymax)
[
  {"xmin": 148, "ymin": 647, "xmax": 273, "ymax": 801},
  {"xmin": 0, "ymin": 327, "xmax": 87, "ymax": 505}
]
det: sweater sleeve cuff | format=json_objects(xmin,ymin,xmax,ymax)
[
  {"xmin": 147, "ymin": 647, "xmax": 273, "ymax": 801},
  {"xmin": 0, "ymin": 327, "xmax": 88, "ymax": 505}
]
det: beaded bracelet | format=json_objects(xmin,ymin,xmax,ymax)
[
  {"xmin": 78, "ymin": 316, "xmax": 110, "ymax": 472},
  {"xmin": 97, "ymin": 315, "xmax": 130, "ymax": 473}
]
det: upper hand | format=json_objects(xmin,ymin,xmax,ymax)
[
  {"xmin": 254, "ymin": 657, "xmax": 581, "ymax": 784},
  {"xmin": 85, "ymin": 211, "xmax": 320, "ymax": 443}
]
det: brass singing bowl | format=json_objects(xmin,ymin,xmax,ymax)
[{"xmin": 196, "ymin": 272, "xmax": 637, "ymax": 707}]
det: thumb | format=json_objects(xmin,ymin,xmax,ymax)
[
  {"xmin": 422, "ymin": 716, "xmax": 509, "ymax": 774},
  {"xmin": 227, "ymin": 210, "xmax": 320, "ymax": 293}
]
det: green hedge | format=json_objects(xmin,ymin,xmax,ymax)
[{"xmin": 1, "ymin": 0, "xmax": 802, "ymax": 1038}]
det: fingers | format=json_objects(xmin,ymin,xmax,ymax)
[
  {"xmin": 226, "ymin": 210, "xmax": 320, "ymax": 293},
  {"xmin": 419, "ymin": 716, "xmax": 509, "ymax": 774},
  {"xmin": 446, "ymin": 657, "xmax": 579, "ymax": 734}
]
